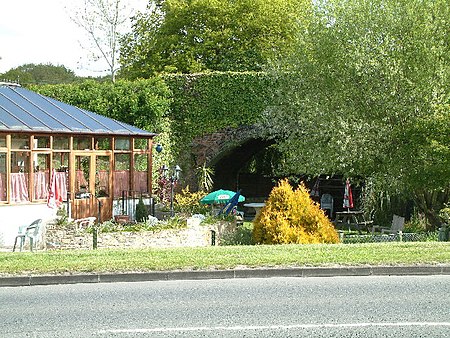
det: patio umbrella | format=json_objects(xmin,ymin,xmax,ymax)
[
  {"xmin": 218, "ymin": 190, "xmax": 243, "ymax": 215},
  {"xmin": 343, "ymin": 179, "xmax": 354, "ymax": 210},
  {"xmin": 200, "ymin": 189, "xmax": 245, "ymax": 205}
]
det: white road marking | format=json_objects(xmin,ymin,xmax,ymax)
[{"xmin": 99, "ymin": 322, "xmax": 450, "ymax": 333}]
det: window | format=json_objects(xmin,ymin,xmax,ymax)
[
  {"xmin": 0, "ymin": 135, "xmax": 6, "ymax": 148},
  {"xmin": 11, "ymin": 134, "xmax": 29, "ymax": 150},
  {"xmin": 134, "ymin": 138, "xmax": 148, "ymax": 150},
  {"xmin": 95, "ymin": 137, "xmax": 111, "ymax": 150},
  {"xmin": 53, "ymin": 136, "xmax": 69, "ymax": 150},
  {"xmin": 33, "ymin": 136, "xmax": 50, "ymax": 149},
  {"xmin": 114, "ymin": 153, "xmax": 130, "ymax": 197},
  {"xmin": 133, "ymin": 154, "xmax": 148, "ymax": 193},
  {"xmin": 96, "ymin": 156, "xmax": 110, "ymax": 197},
  {"xmin": 33, "ymin": 153, "xmax": 50, "ymax": 200},
  {"xmin": 0, "ymin": 153, "xmax": 6, "ymax": 202},
  {"xmin": 74, "ymin": 136, "xmax": 92, "ymax": 150},
  {"xmin": 114, "ymin": 138, "xmax": 130, "ymax": 150},
  {"xmin": 10, "ymin": 151, "xmax": 30, "ymax": 202}
]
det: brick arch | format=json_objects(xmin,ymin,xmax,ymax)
[{"xmin": 190, "ymin": 125, "xmax": 276, "ymax": 198}]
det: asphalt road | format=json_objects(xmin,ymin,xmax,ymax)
[{"xmin": 0, "ymin": 275, "xmax": 449, "ymax": 337}]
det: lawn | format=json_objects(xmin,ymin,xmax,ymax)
[{"xmin": 1, "ymin": 242, "xmax": 449, "ymax": 276}]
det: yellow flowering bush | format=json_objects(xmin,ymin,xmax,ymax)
[
  {"xmin": 174, "ymin": 186, "xmax": 208, "ymax": 215},
  {"xmin": 253, "ymin": 179, "xmax": 339, "ymax": 244}
]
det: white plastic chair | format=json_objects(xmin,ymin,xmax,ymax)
[
  {"xmin": 320, "ymin": 194, "xmax": 334, "ymax": 218},
  {"xmin": 371, "ymin": 215, "xmax": 405, "ymax": 234},
  {"xmin": 13, "ymin": 219, "xmax": 43, "ymax": 252}
]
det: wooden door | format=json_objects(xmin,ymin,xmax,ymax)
[{"xmin": 71, "ymin": 153, "xmax": 112, "ymax": 222}]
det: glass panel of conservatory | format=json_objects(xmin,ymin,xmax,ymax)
[
  {"xmin": 0, "ymin": 153, "xmax": 6, "ymax": 201},
  {"xmin": 134, "ymin": 138, "xmax": 148, "ymax": 150},
  {"xmin": 33, "ymin": 136, "xmax": 50, "ymax": 149},
  {"xmin": 96, "ymin": 155, "xmax": 110, "ymax": 197},
  {"xmin": 0, "ymin": 135, "xmax": 6, "ymax": 148},
  {"xmin": 33, "ymin": 153, "xmax": 50, "ymax": 200},
  {"xmin": 53, "ymin": 136, "xmax": 69, "ymax": 150},
  {"xmin": 74, "ymin": 137, "xmax": 92, "ymax": 150},
  {"xmin": 95, "ymin": 137, "xmax": 111, "ymax": 150},
  {"xmin": 114, "ymin": 153, "xmax": 130, "ymax": 198},
  {"xmin": 133, "ymin": 154, "xmax": 148, "ymax": 193},
  {"xmin": 114, "ymin": 138, "xmax": 130, "ymax": 150},
  {"xmin": 10, "ymin": 151, "xmax": 30, "ymax": 202},
  {"xmin": 75, "ymin": 155, "xmax": 90, "ymax": 199},
  {"xmin": 11, "ymin": 135, "xmax": 29, "ymax": 150}
]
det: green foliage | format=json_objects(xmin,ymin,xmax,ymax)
[
  {"xmin": 262, "ymin": 0, "xmax": 449, "ymax": 228},
  {"xmin": 196, "ymin": 163, "xmax": 214, "ymax": 192},
  {"xmin": 174, "ymin": 186, "xmax": 208, "ymax": 215},
  {"xmin": 1, "ymin": 63, "xmax": 78, "ymax": 85},
  {"xmin": 135, "ymin": 198, "xmax": 148, "ymax": 222},
  {"xmin": 54, "ymin": 207, "xmax": 74, "ymax": 229},
  {"xmin": 253, "ymin": 179, "xmax": 339, "ymax": 244},
  {"xmin": 119, "ymin": 0, "xmax": 310, "ymax": 77},
  {"xmin": 220, "ymin": 222, "xmax": 254, "ymax": 246},
  {"xmin": 31, "ymin": 78, "xmax": 172, "ymax": 133}
]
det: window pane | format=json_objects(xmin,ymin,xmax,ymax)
[
  {"xmin": 0, "ymin": 135, "xmax": 6, "ymax": 148},
  {"xmin": 53, "ymin": 152, "xmax": 69, "ymax": 171},
  {"xmin": 114, "ymin": 154, "xmax": 130, "ymax": 197},
  {"xmin": 95, "ymin": 137, "xmax": 111, "ymax": 150},
  {"xmin": 74, "ymin": 137, "xmax": 92, "ymax": 150},
  {"xmin": 33, "ymin": 153, "xmax": 50, "ymax": 200},
  {"xmin": 134, "ymin": 138, "xmax": 148, "ymax": 150},
  {"xmin": 33, "ymin": 136, "xmax": 50, "ymax": 149},
  {"xmin": 0, "ymin": 153, "xmax": 6, "ymax": 201},
  {"xmin": 53, "ymin": 137, "xmax": 69, "ymax": 150},
  {"xmin": 115, "ymin": 138, "xmax": 130, "ymax": 150},
  {"xmin": 10, "ymin": 151, "xmax": 30, "ymax": 202},
  {"xmin": 96, "ymin": 156, "xmax": 110, "ymax": 197},
  {"xmin": 75, "ymin": 156, "xmax": 90, "ymax": 199},
  {"xmin": 11, "ymin": 135, "xmax": 29, "ymax": 149},
  {"xmin": 50, "ymin": 154, "xmax": 68, "ymax": 202},
  {"xmin": 133, "ymin": 154, "xmax": 148, "ymax": 193}
]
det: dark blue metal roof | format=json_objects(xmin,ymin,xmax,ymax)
[{"xmin": 0, "ymin": 83, "xmax": 156, "ymax": 137}]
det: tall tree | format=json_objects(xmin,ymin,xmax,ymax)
[
  {"xmin": 69, "ymin": 0, "xmax": 137, "ymax": 82},
  {"xmin": 261, "ymin": 0, "xmax": 449, "ymax": 229},
  {"xmin": 0, "ymin": 64, "xmax": 78, "ymax": 85},
  {"xmin": 119, "ymin": 0, "xmax": 310, "ymax": 78}
]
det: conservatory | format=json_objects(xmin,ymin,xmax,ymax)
[{"xmin": 0, "ymin": 83, "xmax": 156, "ymax": 247}]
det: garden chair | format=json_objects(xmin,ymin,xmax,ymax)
[
  {"xmin": 371, "ymin": 215, "xmax": 405, "ymax": 235},
  {"xmin": 320, "ymin": 193, "xmax": 334, "ymax": 218},
  {"xmin": 13, "ymin": 219, "xmax": 43, "ymax": 252},
  {"xmin": 74, "ymin": 217, "xmax": 96, "ymax": 231}
]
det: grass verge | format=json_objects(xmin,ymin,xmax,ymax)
[{"xmin": 1, "ymin": 242, "xmax": 449, "ymax": 276}]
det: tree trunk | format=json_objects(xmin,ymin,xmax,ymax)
[{"xmin": 413, "ymin": 188, "xmax": 449, "ymax": 231}]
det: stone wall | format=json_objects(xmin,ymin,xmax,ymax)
[{"xmin": 44, "ymin": 219, "xmax": 236, "ymax": 250}]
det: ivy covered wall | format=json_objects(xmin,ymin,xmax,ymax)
[{"xmin": 31, "ymin": 72, "xmax": 277, "ymax": 190}]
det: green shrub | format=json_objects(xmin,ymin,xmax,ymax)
[
  {"xmin": 135, "ymin": 198, "xmax": 148, "ymax": 222},
  {"xmin": 174, "ymin": 186, "xmax": 208, "ymax": 215},
  {"xmin": 253, "ymin": 179, "xmax": 339, "ymax": 244},
  {"xmin": 220, "ymin": 222, "xmax": 254, "ymax": 246}
]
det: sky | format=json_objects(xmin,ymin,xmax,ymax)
[{"xmin": 0, "ymin": 0, "xmax": 148, "ymax": 77}]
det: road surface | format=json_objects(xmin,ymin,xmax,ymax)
[{"xmin": 0, "ymin": 275, "xmax": 449, "ymax": 337}]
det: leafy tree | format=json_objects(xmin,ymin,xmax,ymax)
[
  {"xmin": 261, "ymin": 0, "xmax": 449, "ymax": 229},
  {"xmin": 68, "ymin": 0, "xmax": 138, "ymax": 82},
  {"xmin": 119, "ymin": 0, "xmax": 310, "ymax": 78},
  {"xmin": 0, "ymin": 64, "xmax": 78, "ymax": 85}
]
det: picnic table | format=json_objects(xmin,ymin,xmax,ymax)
[{"xmin": 334, "ymin": 210, "xmax": 373, "ymax": 234}]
